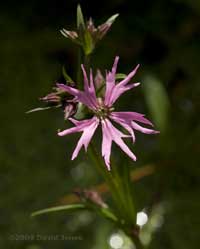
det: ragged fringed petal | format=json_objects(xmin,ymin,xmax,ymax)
[
  {"xmin": 101, "ymin": 118, "xmax": 136, "ymax": 170},
  {"xmin": 110, "ymin": 112, "xmax": 159, "ymax": 140},
  {"xmin": 68, "ymin": 117, "xmax": 93, "ymax": 126},
  {"xmin": 110, "ymin": 114, "xmax": 136, "ymax": 143},
  {"xmin": 131, "ymin": 121, "xmax": 160, "ymax": 134},
  {"xmin": 81, "ymin": 65, "xmax": 98, "ymax": 108},
  {"xmin": 58, "ymin": 117, "xmax": 95, "ymax": 136},
  {"xmin": 109, "ymin": 82, "xmax": 140, "ymax": 106},
  {"xmin": 72, "ymin": 117, "xmax": 99, "ymax": 160},
  {"xmin": 56, "ymin": 83, "xmax": 98, "ymax": 110},
  {"xmin": 101, "ymin": 120, "xmax": 112, "ymax": 170},
  {"xmin": 104, "ymin": 58, "xmax": 140, "ymax": 107},
  {"xmin": 81, "ymin": 65, "xmax": 96, "ymax": 98},
  {"xmin": 104, "ymin": 56, "xmax": 119, "ymax": 106},
  {"xmin": 110, "ymin": 112, "xmax": 154, "ymax": 126},
  {"xmin": 117, "ymin": 64, "xmax": 140, "ymax": 87},
  {"xmin": 58, "ymin": 117, "xmax": 99, "ymax": 160}
]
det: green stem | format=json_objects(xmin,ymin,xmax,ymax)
[
  {"xmin": 131, "ymin": 235, "xmax": 144, "ymax": 249},
  {"xmin": 76, "ymin": 48, "xmax": 82, "ymax": 89},
  {"xmin": 88, "ymin": 145, "xmax": 143, "ymax": 248},
  {"xmin": 84, "ymin": 54, "xmax": 91, "ymax": 71},
  {"xmin": 87, "ymin": 145, "xmax": 120, "ymax": 205}
]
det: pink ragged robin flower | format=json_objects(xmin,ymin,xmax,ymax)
[{"xmin": 57, "ymin": 57, "xmax": 159, "ymax": 170}]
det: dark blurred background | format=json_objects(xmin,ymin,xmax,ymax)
[{"xmin": 1, "ymin": 0, "xmax": 200, "ymax": 248}]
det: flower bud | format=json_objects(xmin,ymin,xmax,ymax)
[
  {"xmin": 40, "ymin": 92, "xmax": 61, "ymax": 104},
  {"xmin": 94, "ymin": 69, "xmax": 105, "ymax": 89},
  {"xmin": 60, "ymin": 4, "xmax": 119, "ymax": 55},
  {"xmin": 63, "ymin": 101, "xmax": 77, "ymax": 120},
  {"xmin": 74, "ymin": 188, "xmax": 107, "ymax": 208},
  {"xmin": 60, "ymin": 29, "xmax": 78, "ymax": 40}
]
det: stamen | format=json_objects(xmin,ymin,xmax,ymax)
[{"xmin": 93, "ymin": 99, "xmax": 114, "ymax": 119}]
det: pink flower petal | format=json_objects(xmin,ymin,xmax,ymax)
[
  {"xmin": 104, "ymin": 56, "xmax": 119, "ymax": 106},
  {"xmin": 56, "ymin": 83, "xmax": 97, "ymax": 110},
  {"xmin": 58, "ymin": 117, "xmax": 99, "ymax": 160},
  {"xmin": 72, "ymin": 117, "xmax": 99, "ymax": 160},
  {"xmin": 110, "ymin": 114, "xmax": 136, "ymax": 143},
  {"xmin": 58, "ymin": 124, "xmax": 84, "ymax": 136},
  {"xmin": 111, "ymin": 112, "xmax": 154, "ymax": 126},
  {"xmin": 110, "ymin": 112, "xmax": 159, "ymax": 141},
  {"xmin": 101, "ymin": 120, "xmax": 112, "ymax": 170},
  {"xmin": 68, "ymin": 118, "xmax": 92, "ymax": 126},
  {"xmin": 104, "ymin": 60, "xmax": 140, "ymax": 107},
  {"xmin": 81, "ymin": 64, "xmax": 90, "ymax": 90},
  {"xmin": 131, "ymin": 121, "xmax": 160, "ymax": 134},
  {"xmin": 117, "ymin": 64, "xmax": 140, "ymax": 87},
  {"xmin": 101, "ymin": 118, "xmax": 136, "ymax": 170},
  {"xmin": 58, "ymin": 117, "xmax": 96, "ymax": 136},
  {"xmin": 74, "ymin": 65, "xmax": 98, "ymax": 109},
  {"xmin": 89, "ymin": 68, "xmax": 96, "ymax": 94},
  {"xmin": 109, "ymin": 82, "xmax": 140, "ymax": 106},
  {"xmin": 81, "ymin": 65, "xmax": 97, "ymax": 104}
]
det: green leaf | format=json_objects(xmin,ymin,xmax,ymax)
[
  {"xmin": 77, "ymin": 4, "xmax": 85, "ymax": 29},
  {"xmin": 142, "ymin": 75, "xmax": 170, "ymax": 132},
  {"xmin": 62, "ymin": 66, "xmax": 74, "ymax": 84},
  {"xmin": 26, "ymin": 105, "xmax": 61, "ymax": 114},
  {"xmin": 31, "ymin": 203, "xmax": 87, "ymax": 217},
  {"xmin": 26, "ymin": 107, "xmax": 52, "ymax": 113},
  {"xmin": 82, "ymin": 200, "xmax": 119, "ymax": 223},
  {"xmin": 31, "ymin": 201, "xmax": 118, "ymax": 224},
  {"xmin": 98, "ymin": 207, "xmax": 118, "ymax": 223},
  {"xmin": 105, "ymin": 13, "xmax": 119, "ymax": 25}
]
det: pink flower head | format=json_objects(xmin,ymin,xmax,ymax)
[{"xmin": 57, "ymin": 57, "xmax": 159, "ymax": 170}]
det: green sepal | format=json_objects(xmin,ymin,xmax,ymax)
[
  {"xmin": 77, "ymin": 4, "xmax": 85, "ymax": 29},
  {"xmin": 105, "ymin": 13, "xmax": 119, "ymax": 25},
  {"xmin": 62, "ymin": 66, "xmax": 74, "ymax": 84},
  {"xmin": 83, "ymin": 30, "xmax": 94, "ymax": 55}
]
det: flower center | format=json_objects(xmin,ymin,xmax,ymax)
[{"xmin": 94, "ymin": 98, "xmax": 114, "ymax": 119}]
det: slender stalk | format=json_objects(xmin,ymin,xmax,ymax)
[
  {"xmin": 76, "ymin": 48, "xmax": 82, "ymax": 89},
  {"xmin": 131, "ymin": 235, "xmax": 144, "ymax": 249},
  {"xmin": 84, "ymin": 54, "xmax": 91, "ymax": 71},
  {"xmin": 87, "ymin": 145, "xmax": 122, "ymax": 208},
  {"xmin": 88, "ymin": 144, "xmax": 144, "ymax": 249},
  {"xmin": 113, "ymin": 159, "xmax": 137, "ymax": 225}
]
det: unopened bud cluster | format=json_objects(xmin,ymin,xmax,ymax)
[{"xmin": 60, "ymin": 5, "xmax": 118, "ymax": 55}]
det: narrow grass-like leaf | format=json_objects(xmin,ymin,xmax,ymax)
[
  {"xmin": 99, "ymin": 207, "xmax": 118, "ymax": 223},
  {"xmin": 31, "ymin": 203, "xmax": 87, "ymax": 217},
  {"xmin": 26, "ymin": 105, "xmax": 61, "ymax": 114}
]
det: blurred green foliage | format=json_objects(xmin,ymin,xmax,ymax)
[{"xmin": 0, "ymin": 0, "xmax": 200, "ymax": 248}]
